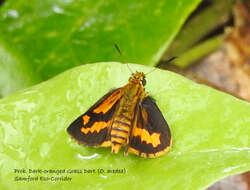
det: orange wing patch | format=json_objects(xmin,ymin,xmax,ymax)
[
  {"xmin": 93, "ymin": 89, "xmax": 122, "ymax": 114},
  {"xmin": 133, "ymin": 128, "xmax": 161, "ymax": 147},
  {"xmin": 100, "ymin": 141, "xmax": 111, "ymax": 147},
  {"xmin": 81, "ymin": 121, "xmax": 107, "ymax": 134},
  {"xmin": 128, "ymin": 145, "xmax": 171, "ymax": 158},
  {"xmin": 82, "ymin": 115, "xmax": 90, "ymax": 125}
]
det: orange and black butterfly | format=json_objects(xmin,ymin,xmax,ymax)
[{"xmin": 67, "ymin": 71, "xmax": 172, "ymax": 158}]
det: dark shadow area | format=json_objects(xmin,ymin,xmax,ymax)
[
  {"xmin": 189, "ymin": 0, "xmax": 213, "ymax": 18},
  {"xmin": 199, "ymin": 16, "xmax": 233, "ymax": 41},
  {"xmin": 0, "ymin": 0, "xmax": 5, "ymax": 6}
]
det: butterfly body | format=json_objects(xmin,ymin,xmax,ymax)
[
  {"xmin": 109, "ymin": 72, "xmax": 146, "ymax": 154},
  {"xmin": 67, "ymin": 72, "xmax": 172, "ymax": 158}
]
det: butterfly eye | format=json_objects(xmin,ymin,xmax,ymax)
[{"xmin": 142, "ymin": 78, "xmax": 146, "ymax": 86}]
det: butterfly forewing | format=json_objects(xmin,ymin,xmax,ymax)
[{"xmin": 67, "ymin": 88, "xmax": 122, "ymax": 147}]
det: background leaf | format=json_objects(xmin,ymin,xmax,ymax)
[
  {"xmin": 0, "ymin": 42, "xmax": 41, "ymax": 98},
  {"xmin": 165, "ymin": 0, "xmax": 234, "ymax": 60},
  {"xmin": 0, "ymin": 63, "xmax": 249, "ymax": 190},
  {"xmin": 0, "ymin": 0, "xmax": 202, "ymax": 96}
]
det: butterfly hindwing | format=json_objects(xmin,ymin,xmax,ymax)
[
  {"xmin": 128, "ymin": 97, "xmax": 172, "ymax": 158},
  {"xmin": 67, "ymin": 88, "xmax": 122, "ymax": 147}
]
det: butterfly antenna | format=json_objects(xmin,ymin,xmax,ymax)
[
  {"xmin": 113, "ymin": 42, "xmax": 133, "ymax": 73},
  {"xmin": 158, "ymin": 56, "xmax": 178, "ymax": 67},
  {"xmin": 165, "ymin": 56, "xmax": 178, "ymax": 64},
  {"xmin": 145, "ymin": 56, "xmax": 178, "ymax": 75},
  {"xmin": 145, "ymin": 67, "xmax": 157, "ymax": 75}
]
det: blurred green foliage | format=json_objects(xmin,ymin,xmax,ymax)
[{"xmin": 0, "ymin": 0, "xmax": 201, "ymax": 96}]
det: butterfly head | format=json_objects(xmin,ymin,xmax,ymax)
[{"xmin": 129, "ymin": 72, "xmax": 146, "ymax": 86}]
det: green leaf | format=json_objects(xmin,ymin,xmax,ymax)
[
  {"xmin": 0, "ymin": 63, "xmax": 249, "ymax": 190},
  {"xmin": 172, "ymin": 35, "xmax": 223, "ymax": 68},
  {"xmin": 0, "ymin": 42, "xmax": 42, "ymax": 98},
  {"xmin": 0, "ymin": 0, "xmax": 202, "ymax": 96},
  {"xmin": 165, "ymin": 0, "xmax": 234, "ymax": 59}
]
